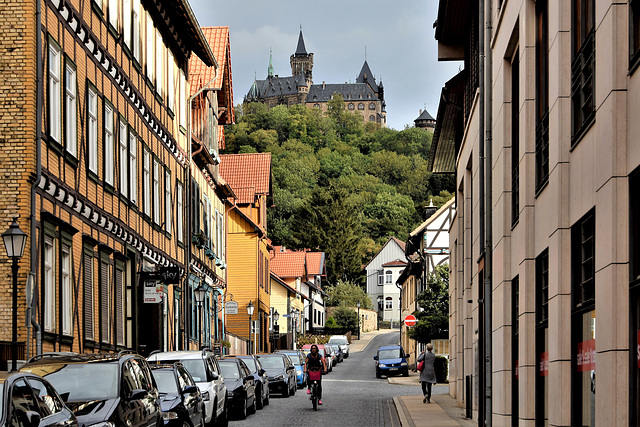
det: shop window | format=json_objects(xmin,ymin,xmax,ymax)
[{"xmin": 512, "ymin": 275, "xmax": 520, "ymax": 424}]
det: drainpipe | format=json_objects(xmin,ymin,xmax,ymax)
[{"xmin": 28, "ymin": 0, "xmax": 44, "ymax": 359}]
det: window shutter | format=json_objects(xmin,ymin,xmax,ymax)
[
  {"xmin": 84, "ymin": 252, "xmax": 94, "ymax": 340},
  {"xmin": 100, "ymin": 259, "xmax": 109, "ymax": 343},
  {"xmin": 115, "ymin": 266, "xmax": 124, "ymax": 346}
]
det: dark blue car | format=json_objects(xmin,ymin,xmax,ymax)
[
  {"xmin": 374, "ymin": 345, "xmax": 410, "ymax": 378},
  {"xmin": 275, "ymin": 350, "xmax": 306, "ymax": 388}
]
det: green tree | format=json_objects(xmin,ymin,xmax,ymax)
[
  {"xmin": 332, "ymin": 305, "xmax": 358, "ymax": 329},
  {"xmin": 407, "ymin": 264, "xmax": 449, "ymax": 344},
  {"xmin": 324, "ymin": 280, "xmax": 372, "ymax": 309}
]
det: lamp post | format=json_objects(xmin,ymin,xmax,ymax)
[
  {"xmin": 2, "ymin": 218, "xmax": 27, "ymax": 372},
  {"xmin": 291, "ymin": 308, "xmax": 298, "ymax": 350},
  {"xmin": 247, "ymin": 301, "xmax": 255, "ymax": 354},
  {"xmin": 356, "ymin": 301, "xmax": 361, "ymax": 340},
  {"xmin": 194, "ymin": 284, "xmax": 207, "ymax": 350},
  {"xmin": 272, "ymin": 309, "xmax": 279, "ymax": 350}
]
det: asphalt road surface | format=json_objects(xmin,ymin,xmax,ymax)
[{"xmin": 228, "ymin": 331, "xmax": 428, "ymax": 427}]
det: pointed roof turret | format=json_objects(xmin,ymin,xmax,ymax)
[
  {"xmin": 295, "ymin": 27, "xmax": 307, "ymax": 56},
  {"xmin": 356, "ymin": 60, "xmax": 378, "ymax": 92},
  {"xmin": 268, "ymin": 48, "xmax": 274, "ymax": 78}
]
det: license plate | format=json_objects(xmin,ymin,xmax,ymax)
[{"xmin": 389, "ymin": 368, "xmax": 398, "ymax": 371}]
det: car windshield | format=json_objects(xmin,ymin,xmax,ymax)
[
  {"xmin": 175, "ymin": 359, "xmax": 206, "ymax": 382},
  {"xmin": 284, "ymin": 354, "xmax": 301, "ymax": 364},
  {"xmin": 218, "ymin": 362, "xmax": 239, "ymax": 380},
  {"xmin": 378, "ymin": 349, "xmax": 402, "ymax": 359},
  {"xmin": 241, "ymin": 358, "xmax": 258, "ymax": 372},
  {"xmin": 25, "ymin": 362, "xmax": 119, "ymax": 401},
  {"xmin": 152, "ymin": 370, "xmax": 178, "ymax": 394},
  {"xmin": 329, "ymin": 338, "xmax": 347, "ymax": 346},
  {"xmin": 257, "ymin": 356, "xmax": 284, "ymax": 369}
]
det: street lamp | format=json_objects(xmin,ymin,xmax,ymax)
[
  {"xmin": 2, "ymin": 217, "xmax": 27, "ymax": 372},
  {"xmin": 291, "ymin": 308, "xmax": 298, "ymax": 350},
  {"xmin": 247, "ymin": 301, "xmax": 255, "ymax": 354},
  {"xmin": 194, "ymin": 284, "xmax": 207, "ymax": 350},
  {"xmin": 356, "ymin": 301, "xmax": 361, "ymax": 340}
]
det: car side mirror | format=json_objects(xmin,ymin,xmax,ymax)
[
  {"xmin": 183, "ymin": 385, "xmax": 198, "ymax": 394},
  {"xmin": 373, "ymin": 355, "xmax": 378, "ymax": 360},
  {"xmin": 259, "ymin": 369, "xmax": 266, "ymax": 376},
  {"xmin": 128, "ymin": 389, "xmax": 147, "ymax": 401},
  {"xmin": 59, "ymin": 392, "xmax": 70, "ymax": 402},
  {"xmin": 208, "ymin": 371, "xmax": 219, "ymax": 381},
  {"xmin": 405, "ymin": 353, "xmax": 411, "ymax": 359},
  {"xmin": 24, "ymin": 411, "xmax": 40, "ymax": 427}
]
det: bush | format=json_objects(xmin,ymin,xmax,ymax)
[
  {"xmin": 332, "ymin": 305, "xmax": 358, "ymax": 329},
  {"xmin": 325, "ymin": 317, "xmax": 337, "ymax": 328},
  {"xmin": 434, "ymin": 356, "xmax": 448, "ymax": 383}
]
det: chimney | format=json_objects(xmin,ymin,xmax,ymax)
[
  {"xmin": 420, "ymin": 109, "xmax": 423, "ymax": 114},
  {"xmin": 322, "ymin": 81, "xmax": 325, "ymax": 89},
  {"xmin": 424, "ymin": 199, "xmax": 437, "ymax": 220}
]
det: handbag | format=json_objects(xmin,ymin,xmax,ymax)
[{"xmin": 417, "ymin": 360, "xmax": 424, "ymax": 372}]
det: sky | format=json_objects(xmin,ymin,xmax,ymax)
[{"xmin": 187, "ymin": 1, "xmax": 462, "ymax": 131}]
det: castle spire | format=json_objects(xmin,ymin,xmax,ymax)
[
  {"xmin": 268, "ymin": 47, "xmax": 274, "ymax": 78},
  {"xmin": 295, "ymin": 27, "xmax": 307, "ymax": 56}
]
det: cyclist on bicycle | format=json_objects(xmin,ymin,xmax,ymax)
[{"xmin": 304, "ymin": 344, "xmax": 327, "ymax": 405}]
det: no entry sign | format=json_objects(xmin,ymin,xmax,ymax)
[{"xmin": 404, "ymin": 314, "xmax": 417, "ymax": 327}]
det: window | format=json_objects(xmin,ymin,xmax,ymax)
[
  {"xmin": 631, "ymin": 169, "xmax": 640, "ymax": 425},
  {"xmin": 535, "ymin": 0, "xmax": 549, "ymax": 192},
  {"xmin": 153, "ymin": 158, "xmax": 160, "ymax": 224},
  {"xmin": 83, "ymin": 248, "xmax": 94, "ymax": 341},
  {"xmin": 156, "ymin": 29, "xmax": 163, "ymax": 96},
  {"xmin": 48, "ymin": 40, "xmax": 61, "ymax": 143},
  {"xmin": 348, "ymin": 103, "xmax": 354, "ymax": 110},
  {"xmin": 129, "ymin": 131, "xmax": 137, "ymax": 204},
  {"xmin": 191, "ymin": 179, "xmax": 200, "ymax": 233},
  {"xmin": 119, "ymin": 120, "xmax": 128, "ymax": 198},
  {"xmin": 633, "ymin": 0, "xmax": 640, "ymax": 69},
  {"xmin": 108, "ymin": 0, "xmax": 118, "ymax": 30},
  {"xmin": 122, "ymin": 0, "xmax": 131, "ymax": 48},
  {"xmin": 167, "ymin": 51, "xmax": 175, "ymax": 112},
  {"xmin": 369, "ymin": 115, "xmax": 375, "ymax": 122},
  {"xmin": 511, "ymin": 49, "xmax": 520, "ymax": 226},
  {"xmin": 313, "ymin": 103, "xmax": 320, "ymax": 108},
  {"xmin": 177, "ymin": 181, "xmax": 183, "ymax": 242},
  {"xmin": 92, "ymin": 0, "xmax": 103, "ymax": 11},
  {"xmin": 377, "ymin": 269, "xmax": 383, "ymax": 286},
  {"xmin": 64, "ymin": 62, "xmax": 77, "ymax": 157},
  {"xmin": 216, "ymin": 210, "xmax": 224, "ymax": 260},
  {"xmin": 44, "ymin": 236, "xmax": 55, "ymax": 332},
  {"xmin": 143, "ymin": 148, "xmax": 151, "ymax": 216},
  {"xmin": 100, "ymin": 253, "xmax": 110, "ymax": 343},
  {"xmin": 145, "ymin": 12, "xmax": 154, "ymax": 83},
  {"xmin": 385, "ymin": 270, "xmax": 392, "ymax": 283},
  {"xmin": 203, "ymin": 195, "xmax": 211, "ymax": 241},
  {"xmin": 88, "ymin": 87, "xmax": 98, "ymax": 174},
  {"xmin": 62, "ymin": 245, "xmax": 71, "ymax": 335},
  {"xmin": 536, "ymin": 249, "xmax": 549, "ymax": 325},
  {"xmin": 104, "ymin": 103, "xmax": 114, "ymax": 186},
  {"xmin": 512, "ymin": 275, "xmax": 519, "ymax": 424},
  {"xmin": 535, "ymin": 248, "xmax": 549, "ymax": 425},
  {"xmin": 571, "ymin": 0, "xmax": 595, "ymax": 142},
  {"xmin": 358, "ymin": 103, "xmax": 364, "ymax": 110},
  {"xmin": 571, "ymin": 209, "xmax": 596, "ymax": 426},
  {"xmin": 369, "ymin": 103, "xmax": 375, "ymax": 110},
  {"xmin": 132, "ymin": 0, "xmax": 140, "ymax": 60},
  {"xmin": 180, "ymin": 70, "xmax": 186, "ymax": 128},
  {"xmin": 27, "ymin": 377, "xmax": 64, "ymax": 416},
  {"xmin": 115, "ymin": 260, "xmax": 125, "ymax": 346},
  {"xmin": 385, "ymin": 297, "xmax": 392, "ymax": 310},
  {"xmin": 165, "ymin": 169, "xmax": 171, "ymax": 234}
]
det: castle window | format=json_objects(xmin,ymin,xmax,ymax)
[
  {"xmin": 369, "ymin": 115, "xmax": 375, "ymax": 122},
  {"xmin": 358, "ymin": 103, "xmax": 365, "ymax": 110},
  {"xmin": 348, "ymin": 103, "xmax": 355, "ymax": 110},
  {"xmin": 314, "ymin": 103, "xmax": 320, "ymax": 108},
  {"xmin": 369, "ymin": 103, "xmax": 376, "ymax": 110}
]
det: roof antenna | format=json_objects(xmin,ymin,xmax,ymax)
[{"xmin": 365, "ymin": 45, "xmax": 367, "ymax": 61}]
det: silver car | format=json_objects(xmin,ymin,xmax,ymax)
[{"xmin": 328, "ymin": 335, "xmax": 350, "ymax": 358}]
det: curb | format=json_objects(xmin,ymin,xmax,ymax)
[{"xmin": 393, "ymin": 396, "xmax": 414, "ymax": 427}]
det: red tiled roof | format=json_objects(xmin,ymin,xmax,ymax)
[
  {"xmin": 382, "ymin": 260, "xmax": 407, "ymax": 267},
  {"xmin": 305, "ymin": 252, "xmax": 325, "ymax": 276},
  {"xmin": 270, "ymin": 251, "xmax": 306, "ymax": 278},
  {"xmin": 219, "ymin": 153, "xmax": 271, "ymax": 197},
  {"xmin": 189, "ymin": 27, "xmax": 228, "ymax": 95},
  {"xmin": 391, "ymin": 237, "xmax": 406, "ymax": 251},
  {"xmin": 231, "ymin": 187, "xmax": 256, "ymax": 204}
]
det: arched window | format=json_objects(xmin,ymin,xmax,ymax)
[
  {"xmin": 313, "ymin": 103, "xmax": 320, "ymax": 108},
  {"xmin": 348, "ymin": 103, "xmax": 355, "ymax": 110},
  {"xmin": 358, "ymin": 103, "xmax": 365, "ymax": 110},
  {"xmin": 369, "ymin": 115, "xmax": 376, "ymax": 122},
  {"xmin": 385, "ymin": 297, "xmax": 393, "ymax": 310},
  {"xmin": 385, "ymin": 270, "xmax": 392, "ymax": 283},
  {"xmin": 369, "ymin": 103, "xmax": 376, "ymax": 110}
]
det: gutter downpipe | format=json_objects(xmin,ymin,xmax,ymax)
[
  {"xmin": 29, "ymin": 0, "xmax": 44, "ymax": 359},
  {"xmin": 484, "ymin": 0, "xmax": 494, "ymax": 424},
  {"xmin": 186, "ymin": 70, "xmax": 218, "ymax": 350}
]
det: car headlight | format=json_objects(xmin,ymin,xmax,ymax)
[
  {"xmin": 88, "ymin": 423, "xmax": 116, "ymax": 427},
  {"xmin": 379, "ymin": 363, "xmax": 387, "ymax": 368},
  {"xmin": 401, "ymin": 362, "xmax": 408, "ymax": 366},
  {"xmin": 162, "ymin": 412, "xmax": 179, "ymax": 421},
  {"xmin": 297, "ymin": 370, "xmax": 302, "ymax": 375},
  {"xmin": 273, "ymin": 374, "xmax": 284, "ymax": 380},
  {"xmin": 202, "ymin": 391, "xmax": 210, "ymax": 401}
]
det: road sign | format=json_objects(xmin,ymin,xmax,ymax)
[{"xmin": 404, "ymin": 314, "xmax": 417, "ymax": 327}]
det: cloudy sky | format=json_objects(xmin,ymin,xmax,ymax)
[{"xmin": 188, "ymin": 1, "xmax": 462, "ymax": 131}]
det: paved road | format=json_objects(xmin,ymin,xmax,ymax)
[{"xmin": 229, "ymin": 331, "xmax": 432, "ymax": 426}]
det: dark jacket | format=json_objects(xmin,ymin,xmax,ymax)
[{"xmin": 418, "ymin": 351, "xmax": 437, "ymax": 384}]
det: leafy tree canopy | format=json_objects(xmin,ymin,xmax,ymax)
[
  {"xmin": 324, "ymin": 280, "xmax": 372, "ymax": 309},
  {"xmin": 331, "ymin": 304, "xmax": 358, "ymax": 330},
  {"xmin": 407, "ymin": 264, "xmax": 450, "ymax": 344}
]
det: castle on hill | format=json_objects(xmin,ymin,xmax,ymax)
[{"xmin": 244, "ymin": 29, "xmax": 387, "ymax": 127}]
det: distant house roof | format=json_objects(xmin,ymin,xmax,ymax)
[
  {"xmin": 391, "ymin": 237, "xmax": 406, "ymax": 252},
  {"xmin": 246, "ymin": 75, "xmax": 307, "ymax": 101},
  {"xmin": 415, "ymin": 109, "xmax": 435, "ymax": 122},
  {"xmin": 409, "ymin": 197, "xmax": 456, "ymax": 238},
  {"xmin": 305, "ymin": 252, "xmax": 326, "ymax": 277},
  {"xmin": 356, "ymin": 60, "xmax": 379, "ymax": 93},
  {"xmin": 219, "ymin": 153, "xmax": 272, "ymax": 202},
  {"xmin": 362, "ymin": 236, "xmax": 407, "ymax": 270},
  {"xmin": 307, "ymin": 83, "xmax": 377, "ymax": 103},
  {"xmin": 382, "ymin": 260, "xmax": 407, "ymax": 267},
  {"xmin": 270, "ymin": 250, "xmax": 307, "ymax": 278}
]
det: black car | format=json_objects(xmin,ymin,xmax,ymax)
[
  {"xmin": 0, "ymin": 371, "xmax": 78, "ymax": 426},
  {"xmin": 150, "ymin": 363, "xmax": 204, "ymax": 427},
  {"xmin": 326, "ymin": 344, "xmax": 343, "ymax": 363},
  {"xmin": 234, "ymin": 355, "xmax": 269, "ymax": 409},
  {"xmin": 254, "ymin": 354, "xmax": 296, "ymax": 397},
  {"xmin": 21, "ymin": 351, "xmax": 162, "ymax": 427},
  {"xmin": 217, "ymin": 357, "xmax": 256, "ymax": 420}
]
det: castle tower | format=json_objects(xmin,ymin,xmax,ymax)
[{"xmin": 290, "ymin": 27, "xmax": 313, "ymax": 86}]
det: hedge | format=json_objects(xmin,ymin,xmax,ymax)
[{"xmin": 434, "ymin": 356, "xmax": 449, "ymax": 383}]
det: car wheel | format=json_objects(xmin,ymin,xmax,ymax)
[
  {"xmin": 239, "ymin": 399, "xmax": 248, "ymax": 420},
  {"xmin": 283, "ymin": 383, "xmax": 290, "ymax": 398},
  {"xmin": 403, "ymin": 370, "xmax": 409, "ymax": 377},
  {"xmin": 256, "ymin": 385, "xmax": 264, "ymax": 410},
  {"xmin": 217, "ymin": 401, "xmax": 228, "ymax": 427},
  {"xmin": 376, "ymin": 370, "xmax": 382, "ymax": 379},
  {"xmin": 248, "ymin": 394, "xmax": 257, "ymax": 415},
  {"xmin": 264, "ymin": 388, "xmax": 270, "ymax": 406}
]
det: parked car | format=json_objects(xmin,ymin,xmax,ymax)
[
  {"xmin": 324, "ymin": 345, "xmax": 337, "ymax": 367},
  {"xmin": 20, "ymin": 351, "xmax": 162, "ymax": 427},
  {"xmin": 374, "ymin": 345, "xmax": 410, "ymax": 378},
  {"xmin": 217, "ymin": 357, "xmax": 256, "ymax": 420},
  {"xmin": 255, "ymin": 353, "xmax": 296, "ymax": 397},
  {"xmin": 149, "ymin": 362, "xmax": 204, "ymax": 427},
  {"xmin": 234, "ymin": 355, "xmax": 269, "ymax": 409},
  {"xmin": 301, "ymin": 345, "xmax": 332, "ymax": 373},
  {"xmin": 0, "ymin": 371, "xmax": 78, "ymax": 427},
  {"xmin": 147, "ymin": 349, "xmax": 227, "ymax": 426},
  {"xmin": 328, "ymin": 335, "xmax": 350, "ymax": 358},
  {"xmin": 326, "ymin": 344, "xmax": 343, "ymax": 363},
  {"xmin": 275, "ymin": 350, "xmax": 306, "ymax": 388}
]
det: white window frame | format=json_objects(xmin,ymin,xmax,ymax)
[
  {"xmin": 132, "ymin": 0, "xmax": 140, "ymax": 60},
  {"xmin": 143, "ymin": 148, "xmax": 151, "ymax": 216},
  {"xmin": 216, "ymin": 210, "xmax": 224, "ymax": 259},
  {"xmin": 153, "ymin": 158, "xmax": 160, "ymax": 224},
  {"xmin": 177, "ymin": 181, "xmax": 183, "ymax": 242},
  {"xmin": 48, "ymin": 41, "xmax": 61, "ymax": 143},
  {"xmin": 122, "ymin": 0, "xmax": 131, "ymax": 48},
  {"xmin": 179, "ymin": 70, "xmax": 186, "ymax": 128},
  {"xmin": 88, "ymin": 87, "xmax": 98, "ymax": 174},
  {"xmin": 156, "ymin": 29, "xmax": 163, "ymax": 96},
  {"xmin": 129, "ymin": 132, "xmax": 137, "ymax": 205},
  {"xmin": 167, "ymin": 51, "xmax": 175, "ymax": 112},
  {"xmin": 119, "ymin": 120, "xmax": 128, "ymax": 198},
  {"xmin": 145, "ymin": 12, "xmax": 154, "ymax": 83},
  {"xmin": 385, "ymin": 297, "xmax": 393, "ymax": 310},
  {"xmin": 93, "ymin": 0, "xmax": 103, "ymax": 11},
  {"xmin": 104, "ymin": 103, "xmax": 114, "ymax": 185},
  {"xmin": 64, "ymin": 62, "xmax": 77, "ymax": 157},
  {"xmin": 203, "ymin": 195, "xmax": 211, "ymax": 241},
  {"xmin": 44, "ymin": 237, "xmax": 55, "ymax": 332},
  {"xmin": 108, "ymin": 0, "xmax": 118, "ymax": 30},
  {"xmin": 378, "ymin": 270, "xmax": 384, "ymax": 286},
  {"xmin": 62, "ymin": 245, "xmax": 72, "ymax": 335},
  {"xmin": 165, "ymin": 169, "xmax": 171, "ymax": 234},
  {"xmin": 385, "ymin": 270, "xmax": 392, "ymax": 283}
]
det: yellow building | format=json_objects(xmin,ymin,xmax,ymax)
[{"xmin": 270, "ymin": 272, "xmax": 305, "ymax": 350}]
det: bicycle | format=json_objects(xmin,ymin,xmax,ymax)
[{"xmin": 308, "ymin": 368, "xmax": 323, "ymax": 410}]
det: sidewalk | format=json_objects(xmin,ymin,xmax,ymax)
[{"xmin": 349, "ymin": 328, "xmax": 391, "ymax": 353}]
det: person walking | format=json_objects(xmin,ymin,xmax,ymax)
[{"xmin": 417, "ymin": 343, "xmax": 437, "ymax": 403}]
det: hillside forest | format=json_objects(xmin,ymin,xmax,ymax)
[{"xmin": 222, "ymin": 96, "xmax": 455, "ymax": 284}]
